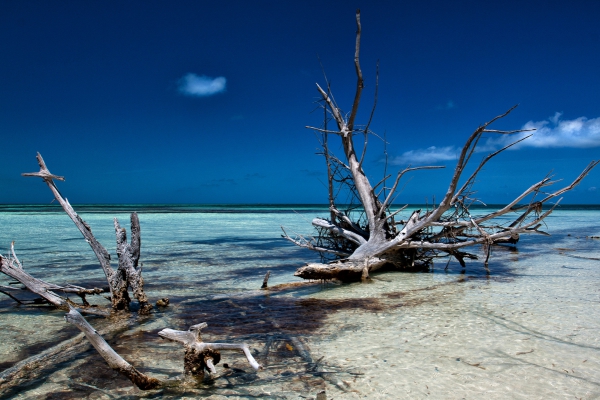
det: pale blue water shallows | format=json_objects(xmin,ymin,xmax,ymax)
[{"xmin": 1, "ymin": 204, "xmax": 600, "ymax": 399}]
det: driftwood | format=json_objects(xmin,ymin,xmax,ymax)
[
  {"xmin": 22, "ymin": 152, "xmax": 152, "ymax": 314},
  {"xmin": 283, "ymin": 10, "xmax": 599, "ymax": 281},
  {"xmin": 0, "ymin": 316, "xmax": 131, "ymax": 395},
  {"xmin": 0, "ymin": 242, "xmax": 108, "ymax": 314},
  {"xmin": 158, "ymin": 323, "xmax": 262, "ymax": 381},
  {"xmin": 1, "ymin": 152, "xmax": 266, "ymax": 393},
  {"xmin": 64, "ymin": 307, "xmax": 162, "ymax": 390},
  {"xmin": 63, "ymin": 307, "xmax": 262, "ymax": 390}
]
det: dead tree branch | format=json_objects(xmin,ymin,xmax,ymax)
[
  {"xmin": 286, "ymin": 11, "xmax": 599, "ymax": 281},
  {"xmin": 0, "ymin": 242, "xmax": 108, "ymax": 312},
  {"xmin": 65, "ymin": 307, "xmax": 162, "ymax": 390},
  {"xmin": 22, "ymin": 152, "xmax": 152, "ymax": 314},
  {"xmin": 158, "ymin": 323, "xmax": 262, "ymax": 382}
]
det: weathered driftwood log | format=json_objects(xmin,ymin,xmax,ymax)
[
  {"xmin": 22, "ymin": 153, "xmax": 152, "ymax": 314},
  {"xmin": 0, "ymin": 242, "xmax": 108, "ymax": 313},
  {"xmin": 158, "ymin": 323, "xmax": 262, "ymax": 381},
  {"xmin": 283, "ymin": 10, "xmax": 599, "ymax": 281},
  {"xmin": 64, "ymin": 307, "xmax": 162, "ymax": 390},
  {"xmin": 63, "ymin": 307, "xmax": 262, "ymax": 390},
  {"xmin": 0, "ymin": 316, "xmax": 131, "ymax": 395}
]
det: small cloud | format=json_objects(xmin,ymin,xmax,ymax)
[
  {"xmin": 589, "ymin": 186, "xmax": 597, "ymax": 192},
  {"xmin": 178, "ymin": 73, "xmax": 226, "ymax": 97},
  {"xmin": 231, "ymin": 115, "xmax": 244, "ymax": 121},
  {"xmin": 390, "ymin": 146, "xmax": 459, "ymax": 165},
  {"xmin": 483, "ymin": 113, "xmax": 600, "ymax": 150},
  {"xmin": 436, "ymin": 100, "xmax": 456, "ymax": 110}
]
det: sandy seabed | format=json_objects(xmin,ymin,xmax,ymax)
[{"xmin": 1, "ymin": 207, "xmax": 600, "ymax": 399}]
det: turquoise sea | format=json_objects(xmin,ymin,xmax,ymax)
[{"xmin": 1, "ymin": 204, "xmax": 600, "ymax": 399}]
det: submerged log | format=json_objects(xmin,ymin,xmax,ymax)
[
  {"xmin": 0, "ymin": 315, "xmax": 131, "ymax": 395},
  {"xmin": 65, "ymin": 307, "xmax": 162, "ymax": 390},
  {"xmin": 295, "ymin": 257, "xmax": 386, "ymax": 282}
]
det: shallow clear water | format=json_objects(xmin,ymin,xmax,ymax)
[{"xmin": 1, "ymin": 205, "xmax": 600, "ymax": 399}]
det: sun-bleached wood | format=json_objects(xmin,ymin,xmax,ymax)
[
  {"xmin": 22, "ymin": 153, "xmax": 152, "ymax": 314},
  {"xmin": 283, "ymin": 10, "xmax": 599, "ymax": 281},
  {"xmin": 65, "ymin": 307, "xmax": 161, "ymax": 390},
  {"xmin": 159, "ymin": 322, "xmax": 262, "ymax": 380},
  {"xmin": 0, "ymin": 242, "xmax": 108, "ymax": 312}
]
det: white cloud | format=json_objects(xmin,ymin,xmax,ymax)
[
  {"xmin": 390, "ymin": 145, "xmax": 459, "ymax": 165},
  {"xmin": 392, "ymin": 113, "xmax": 600, "ymax": 166},
  {"xmin": 483, "ymin": 112, "xmax": 600, "ymax": 150},
  {"xmin": 178, "ymin": 73, "xmax": 226, "ymax": 97}
]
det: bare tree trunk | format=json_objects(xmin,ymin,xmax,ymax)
[
  {"xmin": 22, "ymin": 153, "xmax": 152, "ymax": 314},
  {"xmin": 283, "ymin": 10, "xmax": 599, "ymax": 281},
  {"xmin": 114, "ymin": 213, "xmax": 151, "ymax": 313}
]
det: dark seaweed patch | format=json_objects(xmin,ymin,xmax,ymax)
[
  {"xmin": 67, "ymin": 351, "xmax": 133, "ymax": 391},
  {"xmin": 169, "ymin": 294, "xmax": 389, "ymax": 340}
]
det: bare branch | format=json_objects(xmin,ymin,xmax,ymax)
[
  {"xmin": 1, "ymin": 244, "xmax": 108, "ymax": 314},
  {"xmin": 364, "ymin": 60, "xmax": 379, "ymax": 137},
  {"xmin": 379, "ymin": 166, "xmax": 445, "ymax": 217},
  {"xmin": 316, "ymin": 84, "xmax": 345, "ymax": 132},
  {"xmin": 347, "ymin": 9, "xmax": 363, "ymax": 132},
  {"xmin": 482, "ymin": 128, "xmax": 535, "ymax": 134},
  {"xmin": 65, "ymin": 307, "xmax": 161, "ymax": 390},
  {"xmin": 305, "ymin": 126, "xmax": 345, "ymax": 135},
  {"xmin": 538, "ymin": 160, "xmax": 599, "ymax": 203},
  {"xmin": 330, "ymin": 206, "xmax": 368, "ymax": 237},
  {"xmin": 281, "ymin": 227, "xmax": 351, "ymax": 257},
  {"xmin": 22, "ymin": 153, "xmax": 115, "ymax": 293},
  {"xmin": 426, "ymin": 105, "xmax": 520, "ymax": 223},
  {"xmin": 452, "ymin": 134, "xmax": 532, "ymax": 203},
  {"xmin": 312, "ymin": 218, "xmax": 367, "ymax": 245},
  {"xmin": 387, "ymin": 205, "xmax": 408, "ymax": 221},
  {"xmin": 359, "ymin": 60, "xmax": 379, "ymax": 170}
]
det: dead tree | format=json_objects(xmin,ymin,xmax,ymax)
[
  {"xmin": 1, "ymin": 152, "xmax": 263, "ymax": 392},
  {"xmin": 21, "ymin": 152, "xmax": 152, "ymax": 314},
  {"xmin": 64, "ymin": 307, "xmax": 261, "ymax": 390},
  {"xmin": 283, "ymin": 10, "xmax": 599, "ymax": 282}
]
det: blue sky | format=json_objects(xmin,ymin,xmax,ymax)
[{"xmin": 1, "ymin": 0, "xmax": 599, "ymax": 204}]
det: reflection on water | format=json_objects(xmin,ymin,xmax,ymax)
[{"xmin": 1, "ymin": 206, "xmax": 600, "ymax": 399}]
